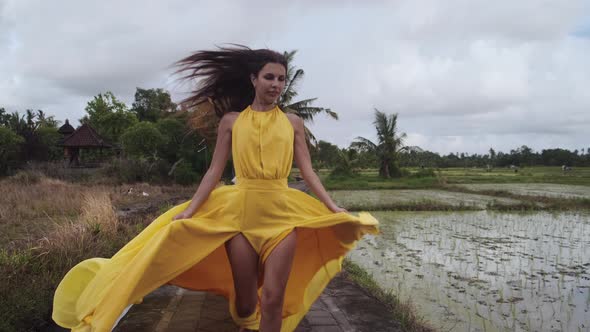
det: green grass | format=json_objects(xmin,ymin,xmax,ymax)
[
  {"xmin": 298, "ymin": 166, "xmax": 590, "ymax": 211},
  {"xmin": 342, "ymin": 259, "xmax": 433, "ymax": 332},
  {"xmin": 307, "ymin": 167, "xmax": 590, "ymax": 190},
  {"xmin": 446, "ymin": 186, "xmax": 590, "ymax": 211},
  {"xmin": 5, "ymin": 167, "xmax": 590, "ymax": 331},
  {"xmin": 342, "ymin": 197, "xmax": 589, "ymax": 212},
  {"xmin": 436, "ymin": 166, "xmax": 590, "ymax": 186},
  {"xmin": 342, "ymin": 200, "xmax": 481, "ymax": 212},
  {"xmin": 322, "ymin": 174, "xmax": 440, "ymax": 190},
  {"xmin": 0, "ymin": 229, "xmax": 139, "ymax": 332}
]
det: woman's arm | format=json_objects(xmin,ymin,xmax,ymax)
[
  {"xmin": 287, "ymin": 114, "xmax": 347, "ymax": 213},
  {"xmin": 173, "ymin": 112, "xmax": 237, "ymax": 220}
]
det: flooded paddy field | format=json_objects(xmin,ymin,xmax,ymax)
[
  {"xmin": 349, "ymin": 211, "xmax": 590, "ymax": 332},
  {"xmin": 455, "ymin": 183, "xmax": 590, "ymax": 199},
  {"xmin": 330, "ymin": 189, "xmax": 522, "ymax": 210}
]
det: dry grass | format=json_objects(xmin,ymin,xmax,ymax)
[
  {"xmin": 79, "ymin": 191, "xmax": 118, "ymax": 235},
  {"xmin": 0, "ymin": 172, "xmax": 194, "ymax": 331},
  {"xmin": 0, "ymin": 171, "xmax": 196, "ymax": 249},
  {"xmin": 1, "ymin": 174, "xmax": 91, "ymax": 249},
  {"xmin": 108, "ymin": 181, "xmax": 196, "ymax": 208},
  {"xmin": 0, "ymin": 173, "xmax": 85, "ymax": 220},
  {"xmin": 35, "ymin": 191, "xmax": 119, "ymax": 261}
]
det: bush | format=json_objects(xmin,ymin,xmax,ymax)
[
  {"xmin": 0, "ymin": 127, "xmax": 24, "ymax": 176},
  {"xmin": 120, "ymin": 122, "xmax": 165, "ymax": 159},
  {"xmin": 408, "ymin": 167, "xmax": 436, "ymax": 178},
  {"xmin": 102, "ymin": 158, "xmax": 171, "ymax": 184},
  {"xmin": 24, "ymin": 161, "xmax": 97, "ymax": 183},
  {"xmin": 387, "ymin": 161, "xmax": 404, "ymax": 178},
  {"xmin": 36, "ymin": 126, "xmax": 63, "ymax": 161},
  {"xmin": 101, "ymin": 158, "xmax": 136, "ymax": 183},
  {"xmin": 173, "ymin": 162, "xmax": 201, "ymax": 185},
  {"xmin": 398, "ymin": 168, "xmax": 411, "ymax": 177},
  {"xmin": 329, "ymin": 150, "xmax": 360, "ymax": 178},
  {"xmin": 8, "ymin": 170, "xmax": 44, "ymax": 185},
  {"xmin": 329, "ymin": 164, "xmax": 358, "ymax": 178}
]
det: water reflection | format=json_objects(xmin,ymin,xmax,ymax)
[{"xmin": 349, "ymin": 211, "xmax": 590, "ymax": 332}]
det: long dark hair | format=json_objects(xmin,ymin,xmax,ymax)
[{"xmin": 175, "ymin": 44, "xmax": 287, "ymax": 117}]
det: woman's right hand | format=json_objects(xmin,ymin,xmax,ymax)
[{"xmin": 172, "ymin": 210, "xmax": 195, "ymax": 221}]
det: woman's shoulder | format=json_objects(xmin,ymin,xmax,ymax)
[
  {"xmin": 219, "ymin": 112, "xmax": 241, "ymax": 131},
  {"xmin": 223, "ymin": 111, "xmax": 241, "ymax": 119},
  {"xmin": 284, "ymin": 112, "xmax": 304, "ymax": 129}
]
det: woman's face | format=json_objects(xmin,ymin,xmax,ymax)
[{"xmin": 251, "ymin": 62, "xmax": 286, "ymax": 104}]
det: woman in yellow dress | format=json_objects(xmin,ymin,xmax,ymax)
[{"xmin": 52, "ymin": 45, "xmax": 379, "ymax": 332}]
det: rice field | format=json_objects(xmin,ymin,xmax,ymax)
[
  {"xmin": 3, "ymin": 168, "xmax": 590, "ymax": 331},
  {"xmin": 329, "ymin": 189, "xmax": 522, "ymax": 210},
  {"xmin": 455, "ymin": 183, "xmax": 590, "ymax": 199},
  {"xmin": 438, "ymin": 167, "xmax": 590, "ymax": 186},
  {"xmin": 311, "ymin": 167, "xmax": 590, "ymax": 190},
  {"xmin": 349, "ymin": 211, "xmax": 590, "ymax": 332}
]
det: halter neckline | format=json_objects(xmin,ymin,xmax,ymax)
[{"xmin": 247, "ymin": 105, "xmax": 278, "ymax": 114}]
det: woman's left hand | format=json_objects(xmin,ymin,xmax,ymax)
[
  {"xmin": 172, "ymin": 210, "xmax": 194, "ymax": 221},
  {"xmin": 328, "ymin": 204, "xmax": 348, "ymax": 213}
]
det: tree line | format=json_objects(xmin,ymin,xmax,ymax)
[
  {"xmin": 315, "ymin": 142, "xmax": 590, "ymax": 172},
  {"xmin": 3, "ymin": 49, "xmax": 588, "ymax": 181},
  {"xmin": 312, "ymin": 110, "xmax": 590, "ymax": 177},
  {"xmin": 0, "ymin": 88, "xmax": 212, "ymax": 184},
  {"xmin": 3, "ymin": 100, "xmax": 588, "ymax": 182},
  {"xmin": 0, "ymin": 51, "xmax": 338, "ymax": 183}
]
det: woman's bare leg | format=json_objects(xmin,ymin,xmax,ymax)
[
  {"xmin": 260, "ymin": 231, "xmax": 297, "ymax": 332},
  {"xmin": 225, "ymin": 234, "xmax": 259, "ymax": 325}
]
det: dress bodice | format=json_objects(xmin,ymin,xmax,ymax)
[{"xmin": 231, "ymin": 105, "xmax": 294, "ymax": 180}]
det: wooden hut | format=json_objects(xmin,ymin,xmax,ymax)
[{"xmin": 57, "ymin": 121, "xmax": 112, "ymax": 167}]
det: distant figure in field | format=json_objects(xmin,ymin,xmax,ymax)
[{"xmin": 562, "ymin": 165, "xmax": 572, "ymax": 174}]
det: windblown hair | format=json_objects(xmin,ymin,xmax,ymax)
[{"xmin": 175, "ymin": 44, "xmax": 287, "ymax": 117}]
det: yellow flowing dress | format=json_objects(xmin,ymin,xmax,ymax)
[{"xmin": 52, "ymin": 105, "xmax": 379, "ymax": 332}]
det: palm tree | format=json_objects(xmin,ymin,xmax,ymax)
[
  {"xmin": 351, "ymin": 109, "xmax": 406, "ymax": 178},
  {"xmin": 277, "ymin": 50, "xmax": 338, "ymax": 144},
  {"xmin": 330, "ymin": 148, "xmax": 361, "ymax": 177}
]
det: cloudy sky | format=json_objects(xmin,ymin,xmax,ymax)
[{"xmin": 1, "ymin": 0, "xmax": 589, "ymax": 154}]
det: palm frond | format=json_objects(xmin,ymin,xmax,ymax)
[
  {"xmin": 351, "ymin": 136, "xmax": 378, "ymax": 152},
  {"xmin": 279, "ymin": 69, "xmax": 304, "ymax": 107},
  {"xmin": 285, "ymin": 97, "xmax": 316, "ymax": 110},
  {"xmin": 303, "ymin": 125, "xmax": 317, "ymax": 145}
]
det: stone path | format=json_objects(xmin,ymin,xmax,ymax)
[{"xmin": 113, "ymin": 272, "xmax": 402, "ymax": 332}]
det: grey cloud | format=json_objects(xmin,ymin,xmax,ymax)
[{"xmin": 1, "ymin": 0, "xmax": 589, "ymax": 155}]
